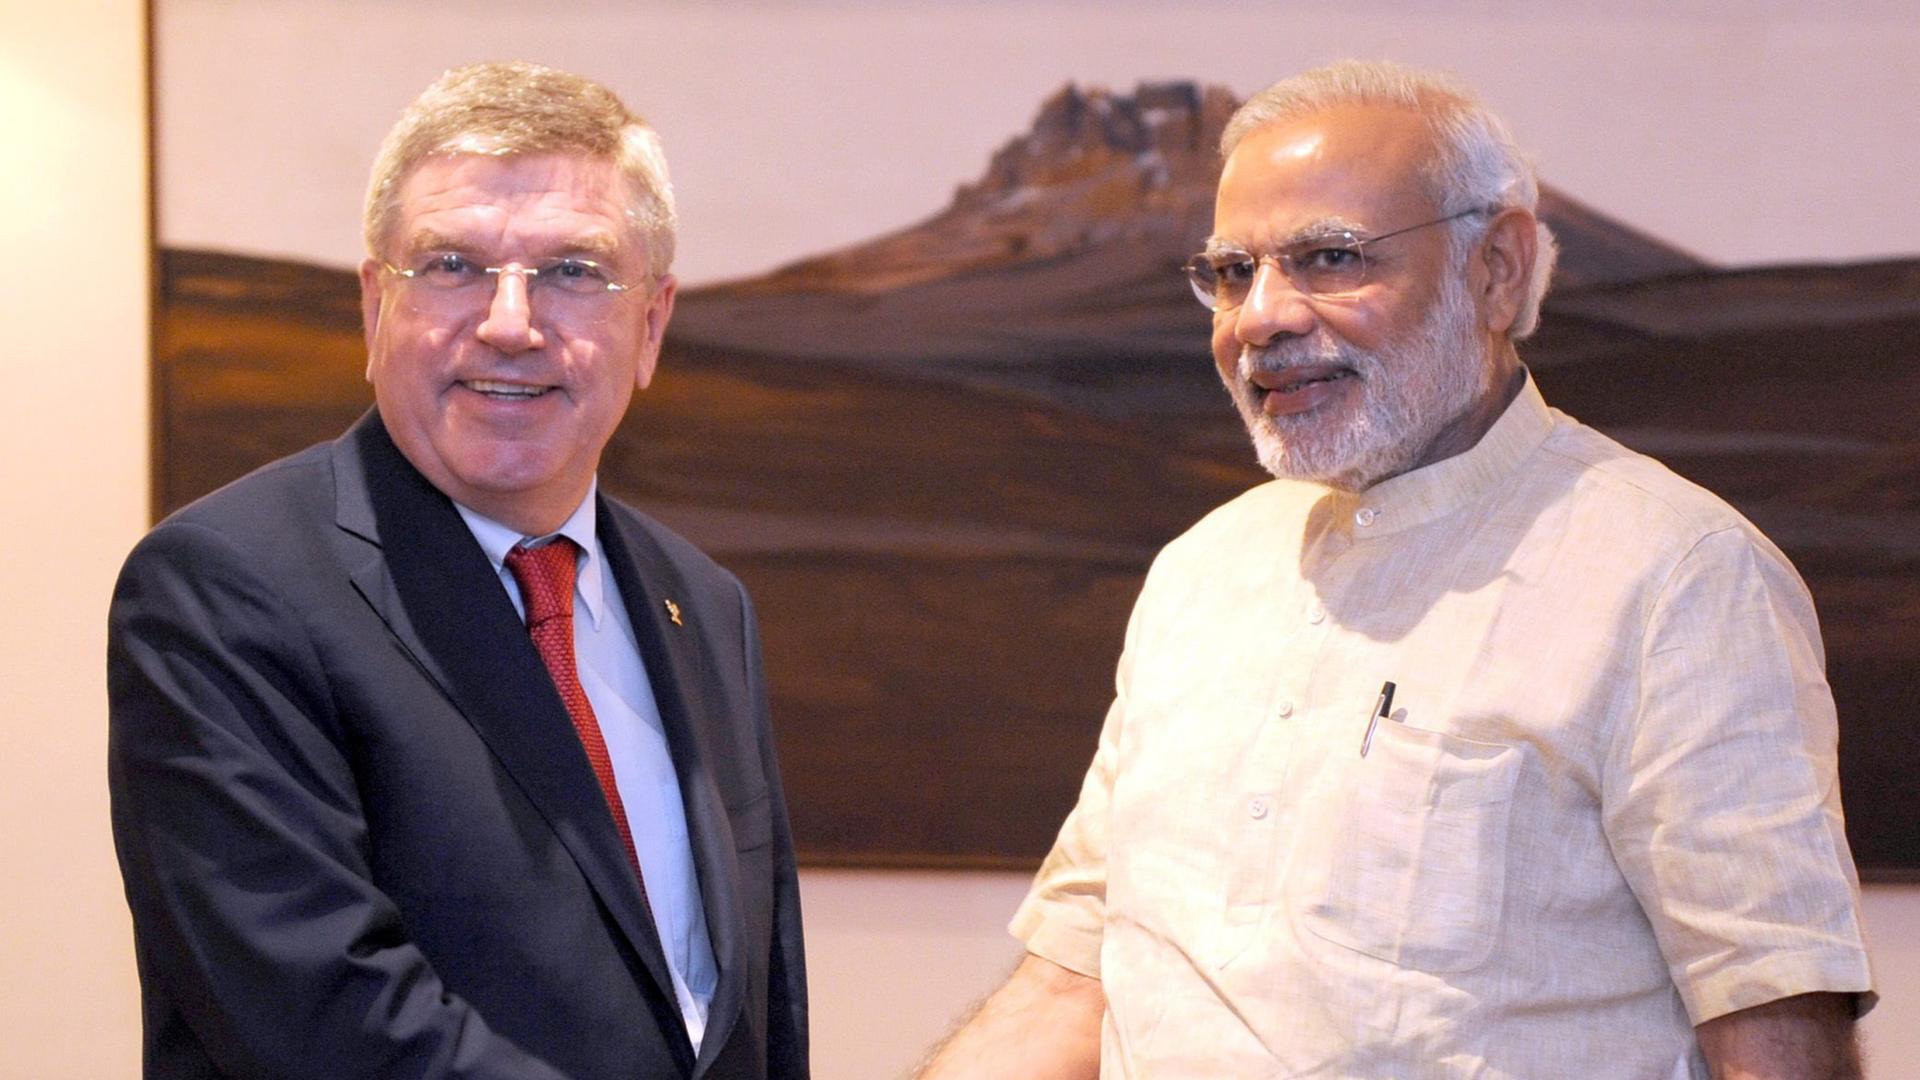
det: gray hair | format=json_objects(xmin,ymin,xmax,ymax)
[
  {"xmin": 363, "ymin": 61, "xmax": 676, "ymax": 277},
  {"xmin": 1222, "ymin": 60, "xmax": 1558, "ymax": 339}
]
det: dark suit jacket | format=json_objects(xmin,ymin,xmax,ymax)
[{"xmin": 108, "ymin": 412, "xmax": 808, "ymax": 1079}]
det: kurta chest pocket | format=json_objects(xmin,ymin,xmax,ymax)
[{"xmin": 1295, "ymin": 722, "xmax": 1522, "ymax": 973}]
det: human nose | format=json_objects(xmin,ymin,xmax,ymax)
[
  {"xmin": 475, "ymin": 266, "xmax": 547, "ymax": 353},
  {"xmin": 1231, "ymin": 258, "xmax": 1316, "ymax": 346}
]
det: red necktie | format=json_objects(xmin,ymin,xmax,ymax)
[{"xmin": 504, "ymin": 539, "xmax": 644, "ymax": 882}]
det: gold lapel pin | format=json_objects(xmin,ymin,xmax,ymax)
[{"xmin": 664, "ymin": 598, "xmax": 683, "ymax": 627}]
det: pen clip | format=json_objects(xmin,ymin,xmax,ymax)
[{"xmin": 1358, "ymin": 680, "xmax": 1397, "ymax": 758}]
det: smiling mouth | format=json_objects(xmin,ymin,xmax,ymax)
[
  {"xmin": 1259, "ymin": 368, "xmax": 1356, "ymax": 395},
  {"xmin": 464, "ymin": 378, "xmax": 553, "ymax": 400}
]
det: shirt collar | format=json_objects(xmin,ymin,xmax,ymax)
[
  {"xmin": 1328, "ymin": 370, "xmax": 1555, "ymax": 539},
  {"xmin": 454, "ymin": 481, "xmax": 609, "ymax": 629}
]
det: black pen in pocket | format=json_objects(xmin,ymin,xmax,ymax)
[{"xmin": 1359, "ymin": 680, "xmax": 1397, "ymax": 757}]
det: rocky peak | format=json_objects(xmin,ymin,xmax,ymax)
[
  {"xmin": 736, "ymin": 81, "xmax": 1234, "ymax": 295},
  {"xmin": 952, "ymin": 81, "xmax": 1235, "ymax": 213}
]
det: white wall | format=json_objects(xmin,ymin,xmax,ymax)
[
  {"xmin": 800, "ymin": 870, "xmax": 1031, "ymax": 1078},
  {"xmin": 2, "ymin": 5, "xmax": 1913, "ymax": 1078},
  {"xmin": 0, "ymin": 0, "xmax": 150, "ymax": 1076},
  {"xmin": 1859, "ymin": 886, "xmax": 1920, "ymax": 1074}
]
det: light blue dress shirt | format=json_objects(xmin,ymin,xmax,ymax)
[{"xmin": 456, "ymin": 484, "xmax": 717, "ymax": 1051}]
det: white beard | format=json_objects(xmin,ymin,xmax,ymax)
[{"xmin": 1225, "ymin": 273, "xmax": 1489, "ymax": 491}]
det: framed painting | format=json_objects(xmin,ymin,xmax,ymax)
[{"xmin": 152, "ymin": 2, "xmax": 1920, "ymax": 876}]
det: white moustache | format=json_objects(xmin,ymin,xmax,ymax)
[{"xmin": 1238, "ymin": 336, "xmax": 1365, "ymax": 381}]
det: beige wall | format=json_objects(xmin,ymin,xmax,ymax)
[
  {"xmin": 3, "ymin": 5, "xmax": 1913, "ymax": 1078},
  {"xmin": 0, "ymin": 0, "xmax": 150, "ymax": 1076}
]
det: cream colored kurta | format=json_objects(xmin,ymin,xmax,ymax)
[{"xmin": 1013, "ymin": 377, "xmax": 1874, "ymax": 1079}]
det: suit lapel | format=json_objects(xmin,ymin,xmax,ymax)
[
  {"xmin": 597, "ymin": 500, "xmax": 749, "ymax": 1073},
  {"xmin": 331, "ymin": 413, "xmax": 679, "ymax": 1012}
]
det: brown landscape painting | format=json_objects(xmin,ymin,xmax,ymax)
[{"xmin": 156, "ymin": 83, "xmax": 1920, "ymax": 877}]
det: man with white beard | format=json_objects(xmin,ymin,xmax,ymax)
[{"xmin": 920, "ymin": 61, "xmax": 1873, "ymax": 1079}]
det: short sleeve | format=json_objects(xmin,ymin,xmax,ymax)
[{"xmin": 1602, "ymin": 526, "xmax": 1875, "ymax": 1024}]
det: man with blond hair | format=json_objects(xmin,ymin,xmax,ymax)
[
  {"xmin": 922, "ymin": 60, "xmax": 1872, "ymax": 1078},
  {"xmin": 110, "ymin": 62, "xmax": 807, "ymax": 1079}
]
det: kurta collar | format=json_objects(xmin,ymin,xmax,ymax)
[{"xmin": 1325, "ymin": 371, "xmax": 1555, "ymax": 539}]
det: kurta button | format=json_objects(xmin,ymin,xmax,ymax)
[
  {"xmin": 1355, "ymin": 507, "xmax": 1379, "ymax": 527},
  {"xmin": 1277, "ymin": 701, "xmax": 1294, "ymax": 719},
  {"xmin": 1307, "ymin": 606, "xmax": 1326, "ymax": 625},
  {"xmin": 1249, "ymin": 798, "xmax": 1270, "ymax": 820}
]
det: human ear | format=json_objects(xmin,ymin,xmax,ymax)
[
  {"xmin": 633, "ymin": 274, "xmax": 677, "ymax": 391},
  {"xmin": 1476, "ymin": 208, "xmax": 1536, "ymax": 336},
  {"xmin": 358, "ymin": 259, "xmax": 386, "ymax": 381}
]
